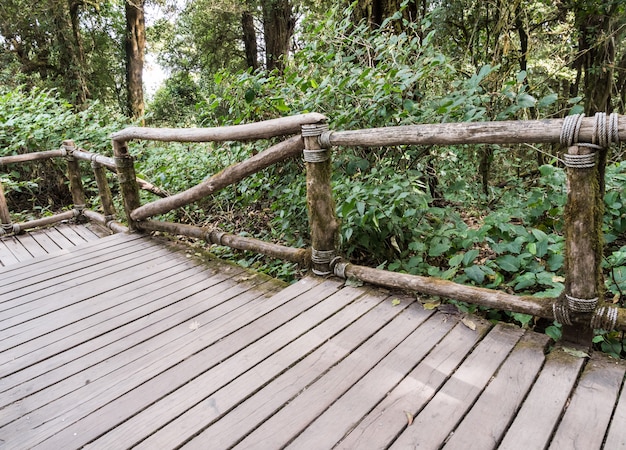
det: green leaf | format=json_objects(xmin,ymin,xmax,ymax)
[
  {"xmin": 538, "ymin": 93, "xmax": 558, "ymax": 107},
  {"xmin": 449, "ymin": 253, "xmax": 464, "ymax": 267},
  {"xmin": 356, "ymin": 201, "xmax": 365, "ymax": 216},
  {"xmin": 514, "ymin": 273, "xmax": 537, "ymax": 290},
  {"xmin": 429, "ymin": 238, "xmax": 451, "ymax": 257},
  {"xmin": 517, "ymin": 93, "xmax": 536, "ymax": 108},
  {"xmin": 545, "ymin": 324, "xmax": 562, "ymax": 341},
  {"xmin": 464, "ymin": 265, "xmax": 485, "ymax": 284},
  {"xmin": 462, "ymin": 249, "xmax": 480, "ymax": 266},
  {"xmin": 496, "ymin": 254, "xmax": 520, "ymax": 272},
  {"xmin": 563, "ymin": 347, "xmax": 590, "ymax": 358}
]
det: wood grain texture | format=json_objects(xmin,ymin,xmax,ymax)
[
  {"xmin": 548, "ymin": 355, "xmax": 626, "ymax": 449},
  {"xmin": 498, "ymin": 348, "xmax": 586, "ymax": 449},
  {"xmin": 389, "ymin": 323, "xmax": 525, "ymax": 449},
  {"xmin": 1, "ymin": 229, "xmax": 624, "ymax": 450},
  {"xmin": 442, "ymin": 332, "xmax": 551, "ymax": 450},
  {"xmin": 111, "ymin": 112, "xmax": 327, "ymax": 142}
]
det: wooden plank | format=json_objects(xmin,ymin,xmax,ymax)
[
  {"xmin": 548, "ymin": 355, "xmax": 626, "ymax": 449},
  {"xmin": 31, "ymin": 280, "xmax": 352, "ymax": 447},
  {"xmin": 0, "ymin": 240, "xmax": 19, "ymax": 266},
  {"xmin": 84, "ymin": 289, "xmax": 392, "ymax": 448},
  {"xmin": 54, "ymin": 223, "xmax": 92, "ymax": 244},
  {"xmin": 0, "ymin": 254, "xmax": 195, "ymax": 354},
  {"xmin": 41, "ymin": 225, "xmax": 77, "ymax": 249},
  {"xmin": 0, "ymin": 244, "xmax": 176, "ymax": 328},
  {"xmin": 174, "ymin": 295, "xmax": 420, "ymax": 450},
  {"xmin": 0, "ymin": 236, "xmax": 163, "ymax": 303},
  {"xmin": 285, "ymin": 312, "xmax": 457, "ymax": 450},
  {"xmin": 13, "ymin": 232, "xmax": 48, "ymax": 258},
  {"xmin": 498, "ymin": 348, "xmax": 586, "ymax": 449},
  {"xmin": 0, "ymin": 277, "xmax": 279, "ymax": 428},
  {"xmin": 25, "ymin": 226, "xmax": 64, "ymax": 253},
  {"xmin": 1, "ymin": 278, "xmax": 339, "ymax": 448},
  {"xmin": 389, "ymin": 323, "xmax": 525, "ymax": 449},
  {"xmin": 228, "ymin": 301, "xmax": 436, "ymax": 449},
  {"xmin": 0, "ymin": 267, "xmax": 248, "ymax": 397},
  {"xmin": 441, "ymin": 331, "xmax": 551, "ymax": 450},
  {"xmin": 0, "ymin": 235, "xmax": 32, "ymax": 261},
  {"xmin": 66, "ymin": 222, "xmax": 108, "ymax": 240},
  {"xmin": 604, "ymin": 370, "xmax": 626, "ymax": 449},
  {"xmin": 0, "ymin": 232, "xmax": 143, "ymax": 285},
  {"xmin": 337, "ymin": 318, "xmax": 491, "ymax": 450}
]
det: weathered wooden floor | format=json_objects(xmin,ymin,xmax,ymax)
[{"xmin": 1, "ymin": 226, "xmax": 626, "ymax": 449}]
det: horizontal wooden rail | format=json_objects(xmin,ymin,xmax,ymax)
[
  {"xmin": 325, "ymin": 116, "xmax": 626, "ymax": 147},
  {"xmin": 111, "ymin": 113, "xmax": 327, "ymax": 142},
  {"xmin": 0, "ymin": 209, "xmax": 80, "ymax": 235},
  {"xmin": 72, "ymin": 149, "xmax": 116, "ymax": 170},
  {"xmin": 338, "ymin": 260, "xmax": 554, "ymax": 316},
  {"xmin": 0, "ymin": 149, "xmax": 66, "ymax": 165},
  {"xmin": 334, "ymin": 260, "xmax": 626, "ymax": 332},
  {"xmin": 131, "ymin": 135, "xmax": 304, "ymax": 221},
  {"xmin": 137, "ymin": 219, "xmax": 308, "ymax": 265},
  {"xmin": 82, "ymin": 210, "xmax": 128, "ymax": 233}
]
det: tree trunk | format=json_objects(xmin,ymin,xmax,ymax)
[
  {"xmin": 125, "ymin": 0, "xmax": 145, "ymax": 120},
  {"xmin": 262, "ymin": 0, "xmax": 294, "ymax": 73},
  {"xmin": 52, "ymin": 0, "xmax": 89, "ymax": 105},
  {"xmin": 242, "ymin": 10, "xmax": 259, "ymax": 71},
  {"xmin": 352, "ymin": 0, "xmax": 419, "ymax": 30}
]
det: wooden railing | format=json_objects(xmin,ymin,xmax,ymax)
[{"xmin": 1, "ymin": 113, "xmax": 625, "ymax": 346}]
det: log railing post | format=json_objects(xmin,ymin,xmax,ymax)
[
  {"xmin": 63, "ymin": 140, "xmax": 86, "ymax": 218},
  {"xmin": 91, "ymin": 159, "xmax": 117, "ymax": 224},
  {"xmin": 113, "ymin": 139, "xmax": 141, "ymax": 231},
  {"xmin": 0, "ymin": 179, "xmax": 13, "ymax": 234},
  {"xmin": 302, "ymin": 122, "xmax": 339, "ymax": 275},
  {"xmin": 558, "ymin": 113, "xmax": 613, "ymax": 346}
]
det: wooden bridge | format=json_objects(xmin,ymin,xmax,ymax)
[{"xmin": 2, "ymin": 114, "xmax": 626, "ymax": 448}]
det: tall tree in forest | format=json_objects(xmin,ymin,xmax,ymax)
[
  {"xmin": 0, "ymin": 0, "xmax": 91, "ymax": 105},
  {"xmin": 566, "ymin": 0, "xmax": 626, "ymax": 114},
  {"xmin": 351, "ymin": 0, "xmax": 425, "ymax": 30},
  {"xmin": 125, "ymin": 0, "xmax": 146, "ymax": 119},
  {"xmin": 242, "ymin": 2, "xmax": 259, "ymax": 71},
  {"xmin": 262, "ymin": 0, "xmax": 295, "ymax": 73}
]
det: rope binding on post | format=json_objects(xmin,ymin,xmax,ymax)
[
  {"xmin": 566, "ymin": 294, "xmax": 598, "ymax": 313},
  {"xmin": 590, "ymin": 306, "xmax": 619, "ymax": 331},
  {"xmin": 559, "ymin": 111, "xmax": 621, "ymax": 321},
  {"xmin": 311, "ymin": 248, "xmax": 335, "ymax": 276},
  {"xmin": 553, "ymin": 302, "xmax": 572, "ymax": 326}
]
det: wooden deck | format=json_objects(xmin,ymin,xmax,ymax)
[{"xmin": 1, "ymin": 226, "xmax": 626, "ymax": 449}]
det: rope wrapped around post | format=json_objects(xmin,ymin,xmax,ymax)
[
  {"xmin": 556, "ymin": 112, "xmax": 620, "ymax": 340},
  {"xmin": 302, "ymin": 122, "xmax": 339, "ymax": 276}
]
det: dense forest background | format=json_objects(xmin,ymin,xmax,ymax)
[{"xmin": 2, "ymin": 0, "xmax": 626, "ymax": 353}]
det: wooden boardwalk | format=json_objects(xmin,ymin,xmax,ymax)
[{"xmin": 1, "ymin": 226, "xmax": 626, "ymax": 449}]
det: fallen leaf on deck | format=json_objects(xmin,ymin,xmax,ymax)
[
  {"xmin": 345, "ymin": 278, "xmax": 364, "ymax": 288},
  {"xmin": 404, "ymin": 411, "xmax": 414, "ymax": 426},
  {"xmin": 422, "ymin": 301, "xmax": 441, "ymax": 310},
  {"xmin": 562, "ymin": 347, "xmax": 589, "ymax": 358},
  {"xmin": 461, "ymin": 316, "xmax": 477, "ymax": 331}
]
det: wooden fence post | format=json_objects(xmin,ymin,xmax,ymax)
[
  {"xmin": 302, "ymin": 122, "xmax": 339, "ymax": 275},
  {"xmin": 91, "ymin": 160, "xmax": 117, "ymax": 223},
  {"xmin": 0, "ymin": 179, "xmax": 13, "ymax": 234},
  {"xmin": 559, "ymin": 113, "xmax": 611, "ymax": 346},
  {"xmin": 113, "ymin": 139, "xmax": 141, "ymax": 231},
  {"xmin": 62, "ymin": 140, "xmax": 86, "ymax": 218}
]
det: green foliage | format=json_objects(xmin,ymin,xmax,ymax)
[{"xmin": 0, "ymin": 87, "xmax": 127, "ymax": 210}]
